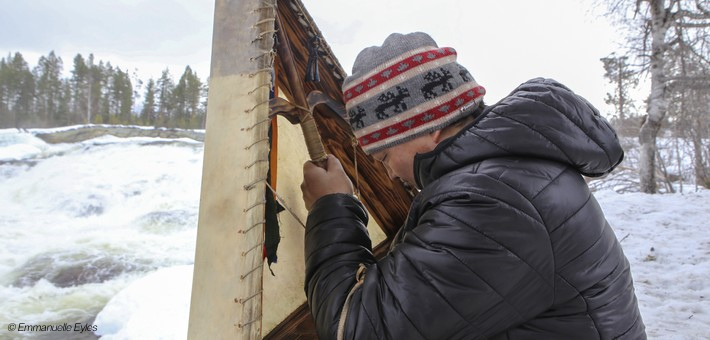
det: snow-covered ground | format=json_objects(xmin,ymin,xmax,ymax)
[
  {"xmin": 595, "ymin": 190, "xmax": 709, "ymax": 339},
  {"xmin": 0, "ymin": 127, "xmax": 708, "ymax": 339}
]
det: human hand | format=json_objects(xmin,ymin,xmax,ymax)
[{"xmin": 301, "ymin": 155, "xmax": 354, "ymax": 211}]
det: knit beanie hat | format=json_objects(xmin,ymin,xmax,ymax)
[{"xmin": 342, "ymin": 32, "xmax": 485, "ymax": 154}]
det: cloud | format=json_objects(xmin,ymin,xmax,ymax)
[
  {"xmin": 0, "ymin": 0, "xmax": 213, "ymax": 59},
  {"xmin": 1, "ymin": 0, "xmax": 623, "ymax": 114}
]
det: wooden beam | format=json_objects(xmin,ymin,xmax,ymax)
[
  {"xmin": 274, "ymin": 0, "xmax": 414, "ymax": 237},
  {"xmin": 261, "ymin": 0, "xmax": 416, "ymax": 337},
  {"xmin": 188, "ymin": 0, "xmax": 276, "ymax": 339}
]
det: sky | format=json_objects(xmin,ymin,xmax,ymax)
[{"xmin": 0, "ymin": 0, "xmax": 632, "ymax": 115}]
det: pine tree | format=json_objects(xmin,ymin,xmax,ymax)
[
  {"xmin": 0, "ymin": 57, "xmax": 7, "ymax": 126},
  {"xmin": 119, "ymin": 70, "xmax": 134, "ymax": 124},
  {"xmin": 99, "ymin": 62, "xmax": 113, "ymax": 124},
  {"xmin": 185, "ymin": 67, "xmax": 204, "ymax": 129},
  {"xmin": 55, "ymin": 79, "xmax": 73, "ymax": 126},
  {"xmin": 87, "ymin": 54, "xmax": 103, "ymax": 124},
  {"xmin": 0, "ymin": 53, "xmax": 35, "ymax": 127},
  {"xmin": 34, "ymin": 51, "xmax": 64, "ymax": 126},
  {"xmin": 156, "ymin": 68, "xmax": 175, "ymax": 127},
  {"xmin": 0, "ymin": 51, "xmax": 211, "ymax": 129},
  {"xmin": 141, "ymin": 78, "xmax": 157, "ymax": 125},
  {"xmin": 200, "ymin": 77, "xmax": 209, "ymax": 129},
  {"xmin": 173, "ymin": 66, "xmax": 204, "ymax": 128},
  {"xmin": 71, "ymin": 54, "xmax": 90, "ymax": 124},
  {"xmin": 110, "ymin": 67, "xmax": 133, "ymax": 124},
  {"xmin": 600, "ymin": 53, "xmax": 638, "ymax": 132},
  {"xmin": 17, "ymin": 61, "xmax": 36, "ymax": 127}
]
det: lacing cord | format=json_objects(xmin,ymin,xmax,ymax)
[{"xmin": 337, "ymin": 263, "xmax": 367, "ymax": 340}]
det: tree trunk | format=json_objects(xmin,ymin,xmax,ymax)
[
  {"xmin": 639, "ymin": 0, "xmax": 671, "ymax": 193},
  {"xmin": 692, "ymin": 126, "xmax": 708, "ymax": 188}
]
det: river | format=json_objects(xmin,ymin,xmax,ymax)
[{"xmin": 0, "ymin": 128, "xmax": 202, "ymax": 339}]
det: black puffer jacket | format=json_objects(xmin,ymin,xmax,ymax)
[{"xmin": 305, "ymin": 78, "xmax": 646, "ymax": 339}]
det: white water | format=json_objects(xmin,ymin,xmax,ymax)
[
  {"xmin": 0, "ymin": 128, "xmax": 202, "ymax": 339},
  {"xmin": 1, "ymin": 127, "xmax": 708, "ymax": 339}
]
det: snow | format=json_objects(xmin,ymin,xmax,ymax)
[
  {"xmin": 595, "ymin": 190, "xmax": 710, "ymax": 339},
  {"xmin": 1, "ymin": 126, "xmax": 708, "ymax": 339},
  {"xmin": 0, "ymin": 129, "xmax": 51, "ymax": 161},
  {"xmin": 23, "ymin": 124, "xmax": 205, "ymax": 135},
  {"xmin": 94, "ymin": 265, "xmax": 193, "ymax": 340},
  {"xmin": 91, "ymin": 189, "xmax": 710, "ymax": 339}
]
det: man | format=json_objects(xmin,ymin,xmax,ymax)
[{"xmin": 300, "ymin": 32, "xmax": 646, "ymax": 339}]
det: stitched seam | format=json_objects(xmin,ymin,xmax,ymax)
[
  {"xmin": 469, "ymin": 112, "xmax": 516, "ymax": 155},
  {"xmin": 549, "ymin": 193, "xmax": 593, "ymax": 233},
  {"xmin": 497, "ymin": 113, "xmax": 575, "ymax": 164},
  {"xmin": 478, "ymin": 168, "xmax": 557, "ymax": 302},
  {"xmin": 433, "ymin": 207, "xmax": 554, "ymax": 291},
  {"xmin": 515, "ymin": 93, "xmax": 613, "ymax": 166},
  {"xmin": 529, "ymin": 166, "xmax": 570, "ymax": 201},
  {"xmin": 305, "ymin": 213, "xmax": 365, "ymax": 236},
  {"xmin": 409, "ymin": 231, "xmax": 530, "ymax": 328},
  {"xmin": 426, "ymin": 189, "xmax": 543, "ymax": 228},
  {"xmin": 378, "ymin": 260, "xmax": 427, "ymax": 339},
  {"xmin": 587, "ymin": 269, "xmax": 626, "ymax": 313},
  {"xmin": 359, "ymin": 298, "xmax": 383, "ymax": 340},
  {"xmin": 613, "ymin": 312, "xmax": 641, "ymax": 340},
  {"xmin": 556, "ymin": 274, "xmax": 604, "ymax": 339},
  {"xmin": 590, "ymin": 259, "xmax": 623, "ymax": 294},
  {"xmin": 305, "ymin": 246, "xmax": 370, "ymax": 270},
  {"xmin": 398, "ymin": 245, "xmax": 479, "ymax": 336},
  {"xmin": 313, "ymin": 274, "xmax": 353, "ymax": 321},
  {"xmin": 478, "ymin": 172, "xmax": 545, "ymax": 222},
  {"xmin": 557, "ymin": 223, "xmax": 604, "ymax": 272}
]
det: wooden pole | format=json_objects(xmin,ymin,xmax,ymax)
[
  {"xmin": 274, "ymin": 14, "xmax": 327, "ymax": 166},
  {"xmin": 188, "ymin": 0, "xmax": 276, "ymax": 339}
]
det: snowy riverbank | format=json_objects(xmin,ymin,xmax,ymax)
[{"xmin": 1, "ymin": 127, "xmax": 707, "ymax": 339}]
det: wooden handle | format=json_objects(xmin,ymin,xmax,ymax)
[
  {"xmin": 275, "ymin": 13, "xmax": 327, "ymax": 168},
  {"xmin": 300, "ymin": 114, "xmax": 328, "ymax": 166}
]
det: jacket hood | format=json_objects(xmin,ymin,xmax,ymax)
[{"xmin": 414, "ymin": 78, "xmax": 624, "ymax": 188}]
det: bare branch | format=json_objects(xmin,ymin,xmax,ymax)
[
  {"xmin": 675, "ymin": 21, "xmax": 710, "ymax": 27},
  {"xmin": 635, "ymin": 0, "xmax": 645, "ymax": 18},
  {"xmin": 674, "ymin": 9, "xmax": 710, "ymax": 20}
]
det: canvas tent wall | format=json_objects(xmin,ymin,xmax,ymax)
[{"xmin": 188, "ymin": 0, "xmax": 414, "ymax": 338}]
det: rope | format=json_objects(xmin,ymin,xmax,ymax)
[
  {"xmin": 240, "ymin": 263, "xmax": 264, "ymax": 280},
  {"xmin": 352, "ymin": 138, "xmax": 360, "ymax": 197},
  {"xmin": 300, "ymin": 114, "xmax": 327, "ymax": 163},
  {"xmin": 264, "ymin": 180, "xmax": 306, "ymax": 229},
  {"xmin": 237, "ymin": 316, "xmax": 261, "ymax": 329},
  {"xmin": 337, "ymin": 264, "xmax": 367, "ymax": 340},
  {"xmin": 233, "ymin": 0, "xmax": 275, "ymax": 333},
  {"xmin": 245, "ymin": 117, "xmax": 271, "ymax": 131},
  {"xmin": 237, "ymin": 289, "xmax": 263, "ymax": 305}
]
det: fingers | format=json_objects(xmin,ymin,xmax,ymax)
[
  {"xmin": 301, "ymin": 154, "xmax": 353, "ymax": 211},
  {"xmin": 326, "ymin": 154, "xmax": 345, "ymax": 172},
  {"xmin": 303, "ymin": 157, "xmax": 326, "ymax": 175}
]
